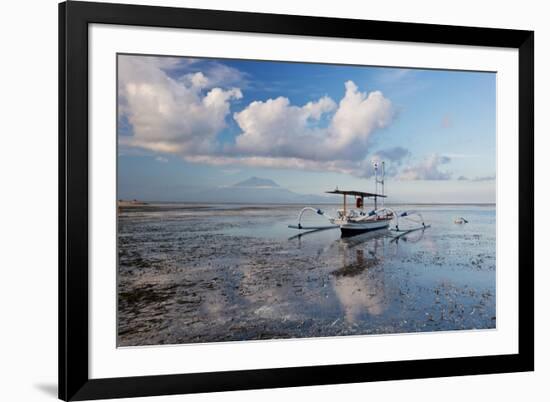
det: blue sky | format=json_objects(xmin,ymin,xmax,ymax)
[{"xmin": 118, "ymin": 54, "xmax": 496, "ymax": 203}]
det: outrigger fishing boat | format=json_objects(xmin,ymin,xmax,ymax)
[{"xmin": 289, "ymin": 162, "xmax": 430, "ymax": 237}]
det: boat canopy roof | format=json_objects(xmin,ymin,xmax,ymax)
[{"xmin": 326, "ymin": 190, "xmax": 387, "ymax": 198}]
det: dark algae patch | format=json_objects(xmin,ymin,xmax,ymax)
[{"xmin": 117, "ymin": 204, "xmax": 496, "ymax": 346}]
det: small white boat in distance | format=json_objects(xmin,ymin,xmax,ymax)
[{"xmin": 454, "ymin": 217, "xmax": 468, "ymax": 224}]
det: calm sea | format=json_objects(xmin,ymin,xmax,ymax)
[{"xmin": 117, "ymin": 203, "xmax": 496, "ymax": 346}]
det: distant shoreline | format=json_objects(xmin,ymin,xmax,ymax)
[
  {"xmin": 118, "ymin": 200, "xmax": 149, "ymax": 207},
  {"xmin": 118, "ymin": 200, "xmax": 496, "ymax": 207}
]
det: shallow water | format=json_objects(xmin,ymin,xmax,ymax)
[{"xmin": 117, "ymin": 203, "xmax": 496, "ymax": 346}]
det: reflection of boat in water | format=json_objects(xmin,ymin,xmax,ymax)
[
  {"xmin": 287, "ymin": 216, "xmax": 430, "ymax": 324},
  {"xmin": 331, "ymin": 231, "xmax": 388, "ymax": 320},
  {"xmin": 332, "ymin": 232, "xmax": 385, "ymax": 277},
  {"xmin": 289, "ymin": 161, "xmax": 430, "ymax": 237}
]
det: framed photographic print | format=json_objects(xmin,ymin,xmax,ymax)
[{"xmin": 59, "ymin": 1, "xmax": 534, "ymax": 400}]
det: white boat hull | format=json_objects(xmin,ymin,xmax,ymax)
[{"xmin": 337, "ymin": 219, "xmax": 390, "ymax": 236}]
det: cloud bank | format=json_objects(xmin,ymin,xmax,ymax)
[
  {"xmin": 118, "ymin": 56, "xmax": 471, "ymax": 181},
  {"xmin": 118, "ymin": 55, "xmax": 401, "ymax": 177}
]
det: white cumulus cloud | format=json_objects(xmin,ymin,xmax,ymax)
[
  {"xmin": 399, "ymin": 154, "xmax": 452, "ymax": 180},
  {"xmin": 232, "ymin": 81, "xmax": 394, "ymax": 162},
  {"xmin": 118, "ymin": 56, "xmax": 242, "ymax": 155},
  {"xmin": 119, "ymin": 56, "xmax": 399, "ymax": 177}
]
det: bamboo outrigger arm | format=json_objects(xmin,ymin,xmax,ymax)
[{"xmin": 287, "ymin": 207, "xmax": 338, "ymax": 230}]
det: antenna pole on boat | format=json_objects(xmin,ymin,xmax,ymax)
[
  {"xmin": 343, "ymin": 194, "xmax": 347, "ymax": 216},
  {"xmin": 374, "ymin": 162, "xmax": 378, "ymax": 195},
  {"xmin": 381, "ymin": 161, "xmax": 385, "ymax": 207},
  {"xmin": 374, "ymin": 162, "xmax": 378, "ymax": 209}
]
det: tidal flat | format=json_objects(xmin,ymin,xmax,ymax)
[{"xmin": 117, "ymin": 203, "xmax": 496, "ymax": 346}]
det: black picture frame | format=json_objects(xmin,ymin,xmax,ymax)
[{"xmin": 59, "ymin": 1, "xmax": 534, "ymax": 400}]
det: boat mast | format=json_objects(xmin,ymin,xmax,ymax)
[
  {"xmin": 381, "ymin": 161, "xmax": 385, "ymax": 207},
  {"xmin": 343, "ymin": 194, "xmax": 347, "ymax": 216},
  {"xmin": 373, "ymin": 161, "xmax": 386, "ymax": 209},
  {"xmin": 374, "ymin": 162, "xmax": 378, "ymax": 210}
]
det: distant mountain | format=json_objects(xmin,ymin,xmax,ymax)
[
  {"xmin": 196, "ymin": 177, "xmax": 332, "ymax": 204},
  {"xmin": 233, "ymin": 177, "xmax": 280, "ymax": 188}
]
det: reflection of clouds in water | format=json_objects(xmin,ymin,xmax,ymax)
[
  {"xmin": 333, "ymin": 274, "xmax": 387, "ymax": 322},
  {"xmin": 170, "ymin": 229, "xmax": 417, "ymax": 333},
  {"xmin": 331, "ymin": 236, "xmax": 388, "ymax": 323},
  {"xmin": 191, "ymin": 230, "xmax": 397, "ymax": 334},
  {"xmin": 232, "ymin": 258, "xmax": 304, "ymax": 322},
  {"xmin": 194, "ymin": 257, "xmax": 252, "ymax": 325}
]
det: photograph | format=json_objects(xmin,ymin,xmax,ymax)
[{"xmin": 116, "ymin": 53, "xmax": 497, "ymax": 347}]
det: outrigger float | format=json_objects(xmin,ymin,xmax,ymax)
[{"xmin": 289, "ymin": 162, "xmax": 430, "ymax": 238}]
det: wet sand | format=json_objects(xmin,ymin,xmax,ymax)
[{"xmin": 117, "ymin": 203, "xmax": 496, "ymax": 346}]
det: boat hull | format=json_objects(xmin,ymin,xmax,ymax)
[{"xmin": 339, "ymin": 220, "xmax": 390, "ymax": 237}]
